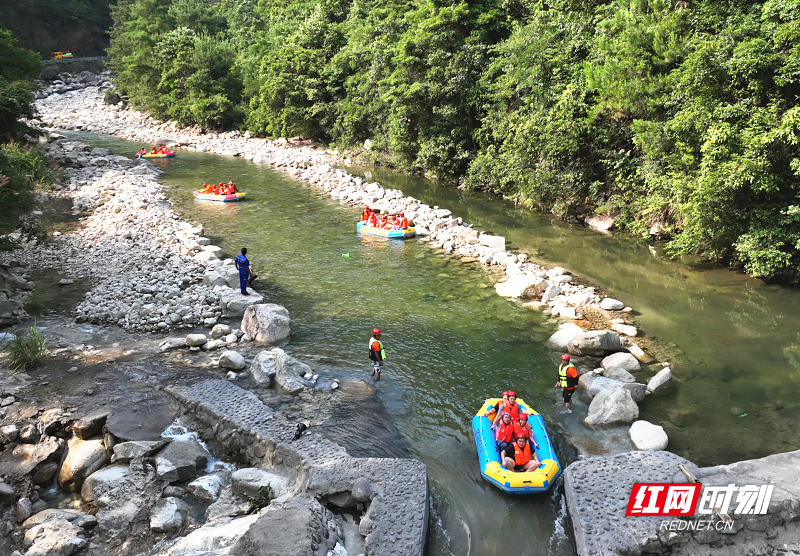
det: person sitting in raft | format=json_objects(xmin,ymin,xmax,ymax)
[
  {"xmin": 494, "ymin": 411, "xmax": 515, "ymax": 453},
  {"xmin": 485, "ymin": 391, "xmax": 509, "ymax": 423},
  {"xmin": 379, "ymin": 214, "xmax": 391, "ymax": 229},
  {"xmin": 361, "ymin": 206, "xmax": 372, "ymax": 222},
  {"xmin": 228, "ymin": 180, "xmax": 237, "ymax": 192},
  {"xmin": 397, "ymin": 212, "xmax": 409, "ymax": 229},
  {"xmin": 211, "ymin": 184, "xmax": 219, "ymax": 195},
  {"xmin": 502, "ymin": 435, "xmax": 540, "ymax": 472},
  {"xmin": 137, "ymin": 148, "xmax": 148, "ymax": 157},
  {"xmin": 151, "ymin": 147, "xmax": 159, "ymax": 154},
  {"xmin": 514, "ymin": 413, "xmax": 539, "ymax": 451},
  {"xmin": 491, "ymin": 391, "xmax": 521, "ymax": 428},
  {"xmin": 367, "ymin": 211, "xmax": 379, "ymax": 227},
  {"xmin": 201, "ymin": 183, "xmax": 210, "ymax": 193},
  {"xmin": 160, "ymin": 146, "xmax": 168, "ymax": 154}
]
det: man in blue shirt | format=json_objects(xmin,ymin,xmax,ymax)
[{"xmin": 234, "ymin": 248, "xmax": 253, "ymax": 295}]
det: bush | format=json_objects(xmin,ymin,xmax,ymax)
[{"xmin": 6, "ymin": 324, "xmax": 48, "ymax": 370}]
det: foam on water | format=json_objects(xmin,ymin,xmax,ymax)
[{"xmin": 161, "ymin": 418, "xmax": 235, "ymax": 473}]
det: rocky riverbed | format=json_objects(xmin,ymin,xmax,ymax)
[{"xmin": 27, "ymin": 77, "xmax": 679, "ymax": 449}]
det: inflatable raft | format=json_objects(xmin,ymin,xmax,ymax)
[
  {"xmin": 136, "ymin": 151, "xmax": 176, "ymax": 159},
  {"xmin": 472, "ymin": 398, "xmax": 562, "ymax": 494},
  {"xmin": 193, "ymin": 190, "xmax": 246, "ymax": 202},
  {"xmin": 357, "ymin": 221, "xmax": 416, "ymax": 239}
]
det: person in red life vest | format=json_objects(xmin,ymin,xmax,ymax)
[
  {"xmin": 368, "ymin": 328, "xmax": 385, "ymax": 381},
  {"xmin": 398, "ymin": 212, "xmax": 409, "ymax": 229},
  {"xmin": 494, "ymin": 412, "xmax": 515, "ymax": 453},
  {"xmin": 151, "ymin": 147, "xmax": 158, "ymax": 154},
  {"xmin": 555, "ymin": 353, "xmax": 579, "ymax": 413},
  {"xmin": 211, "ymin": 184, "xmax": 219, "ymax": 195},
  {"xmin": 502, "ymin": 435, "xmax": 540, "ymax": 472},
  {"xmin": 137, "ymin": 148, "xmax": 147, "ymax": 157},
  {"xmin": 361, "ymin": 206, "xmax": 372, "ymax": 222},
  {"xmin": 484, "ymin": 390, "xmax": 509, "ymax": 422},
  {"xmin": 514, "ymin": 413, "xmax": 539, "ymax": 451},
  {"xmin": 160, "ymin": 146, "xmax": 168, "ymax": 154},
  {"xmin": 491, "ymin": 391, "xmax": 521, "ymax": 427},
  {"xmin": 228, "ymin": 180, "xmax": 237, "ymax": 193},
  {"xmin": 201, "ymin": 183, "xmax": 211, "ymax": 193},
  {"xmin": 367, "ymin": 211, "xmax": 378, "ymax": 227},
  {"xmin": 379, "ymin": 214, "xmax": 390, "ymax": 229}
]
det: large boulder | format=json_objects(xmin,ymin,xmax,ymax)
[
  {"xmin": 19, "ymin": 513, "xmax": 86, "ymax": 556},
  {"xmin": 545, "ymin": 323, "xmax": 582, "ymax": 352},
  {"xmin": 155, "ymin": 439, "xmax": 210, "ymax": 482},
  {"xmin": 580, "ymin": 375, "xmax": 627, "ymax": 399},
  {"xmin": 203, "ymin": 265, "xmax": 240, "ymax": 288},
  {"xmin": 601, "ymin": 352, "xmax": 641, "ymax": 372},
  {"xmin": 81, "ymin": 463, "xmax": 165, "ymax": 537},
  {"xmin": 629, "ymin": 420, "xmax": 669, "ymax": 450},
  {"xmin": 241, "ymin": 304, "xmax": 291, "ymax": 344},
  {"xmin": 248, "ymin": 348, "xmax": 310, "ymax": 393},
  {"xmin": 584, "ymin": 389, "xmax": 639, "ymax": 427},
  {"xmin": 600, "ymin": 298, "xmax": 625, "ymax": 311},
  {"xmin": 6, "ymin": 437, "xmax": 64, "ymax": 476},
  {"xmin": 205, "ymin": 485, "xmax": 253, "ymax": 522},
  {"xmin": 567, "ymin": 330, "xmax": 622, "ymax": 356},
  {"xmin": 58, "ymin": 437, "xmax": 110, "ymax": 492},
  {"xmin": 158, "ymin": 514, "xmax": 260, "ymax": 555},
  {"xmin": 603, "ymin": 366, "xmax": 637, "ymax": 383},
  {"xmin": 495, "ymin": 275, "xmax": 548, "ymax": 299},
  {"xmin": 479, "ymin": 234, "xmax": 505, "ymax": 252},
  {"xmin": 216, "ymin": 286, "xmax": 264, "ymax": 318},
  {"xmin": 186, "ymin": 473, "xmax": 226, "ymax": 502}
]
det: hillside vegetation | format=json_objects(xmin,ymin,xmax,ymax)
[{"xmin": 106, "ymin": 0, "xmax": 800, "ymax": 279}]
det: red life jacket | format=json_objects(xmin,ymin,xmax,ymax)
[
  {"xmin": 362, "ymin": 209, "xmax": 371, "ymax": 221},
  {"xmin": 514, "ymin": 423, "xmax": 532, "ymax": 440},
  {"xmin": 368, "ymin": 213, "xmax": 378, "ymax": 227},
  {"xmin": 499, "ymin": 402, "xmax": 520, "ymax": 422},
  {"xmin": 495, "ymin": 420, "xmax": 514, "ymax": 443},
  {"xmin": 399, "ymin": 217, "xmax": 409, "ymax": 228},
  {"xmin": 514, "ymin": 442, "xmax": 531, "ymax": 466}
]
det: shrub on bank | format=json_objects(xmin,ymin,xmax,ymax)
[
  {"xmin": 6, "ymin": 324, "xmax": 48, "ymax": 371},
  {"xmin": 0, "ymin": 143, "xmax": 54, "ymax": 242}
]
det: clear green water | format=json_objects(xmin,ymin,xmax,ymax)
[{"xmin": 68, "ymin": 132, "xmax": 800, "ymax": 555}]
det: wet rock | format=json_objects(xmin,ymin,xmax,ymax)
[
  {"xmin": 601, "ymin": 352, "xmax": 641, "ymax": 372},
  {"xmin": 581, "ymin": 375, "xmax": 626, "ymax": 399},
  {"xmin": 219, "ymin": 350, "xmax": 246, "ymax": 370},
  {"xmin": 186, "ymin": 473, "xmax": 226, "ymax": 502},
  {"xmin": 58, "ymin": 436, "xmax": 110, "ymax": 492},
  {"xmin": 112, "ymin": 438, "xmax": 170, "ymax": 462},
  {"xmin": 155, "ymin": 439, "xmax": 210, "ymax": 482},
  {"xmin": 16, "ymin": 496, "xmax": 33, "ymax": 522},
  {"xmin": 351, "ymin": 477, "xmax": 372, "ymax": 502},
  {"xmin": 205, "ymin": 485, "xmax": 253, "ymax": 522},
  {"xmin": 161, "ymin": 513, "xmax": 259, "ymax": 554},
  {"xmin": 241, "ymin": 303, "xmax": 291, "ymax": 344},
  {"xmin": 541, "ymin": 284, "xmax": 561, "ymax": 303},
  {"xmin": 21, "ymin": 508, "xmax": 82, "ymax": 529},
  {"xmin": 479, "ymin": 234, "xmax": 505, "ymax": 252},
  {"xmin": 72, "ymin": 411, "xmax": 108, "ymax": 439},
  {"xmin": 622, "ymin": 382, "xmax": 647, "ymax": 403},
  {"xmin": 21, "ymin": 514, "xmax": 86, "ymax": 555},
  {"xmin": 1, "ymin": 424, "xmax": 19, "ymax": 442},
  {"xmin": 611, "ymin": 323, "xmax": 637, "ymax": 337},
  {"xmin": 629, "ymin": 420, "xmax": 668, "ymax": 450},
  {"xmin": 585, "ymin": 214, "xmax": 617, "ymax": 232},
  {"xmin": 627, "ymin": 344, "xmax": 655, "ymax": 364},
  {"xmin": 8, "ymin": 436, "xmax": 63, "ymax": 475},
  {"xmin": 217, "ymin": 286, "xmax": 264, "ymax": 317},
  {"xmin": 150, "ymin": 496, "xmax": 186, "ymax": 533},
  {"xmin": 0, "ymin": 481, "xmax": 15, "ymax": 505},
  {"xmin": 159, "ymin": 337, "xmax": 186, "ymax": 351},
  {"xmin": 584, "ymin": 389, "xmax": 639, "ymax": 427},
  {"xmin": 647, "ymin": 367, "xmax": 672, "ymax": 392},
  {"xmin": 32, "ymin": 462, "xmax": 59, "ymax": 484},
  {"xmin": 210, "ymin": 323, "xmax": 232, "ymax": 339}
]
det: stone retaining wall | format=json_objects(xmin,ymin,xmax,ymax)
[
  {"xmin": 165, "ymin": 379, "xmax": 428, "ymax": 556},
  {"xmin": 565, "ymin": 450, "xmax": 800, "ymax": 555}
]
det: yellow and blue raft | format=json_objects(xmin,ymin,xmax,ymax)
[
  {"xmin": 357, "ymin": 221, "xmax": 415, "ymax": 239},
  {"xmin": 472, "ymin": 398, "xmax": 562, "ymax": 494}
]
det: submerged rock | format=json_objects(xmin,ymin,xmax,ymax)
[{"xmin": 584, "ymin": 389, "xmax": 639, "ymax": 427}]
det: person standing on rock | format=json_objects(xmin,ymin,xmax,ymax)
[
  {"xmin": 555, "ymin": 354, "xmax": 579, "ymax": 413},
  {"xmin": 369, "ymin": 328, "xmax": 385, "ymax": 381},
  {"xmin": 235, "ymin": 248, "xmax": 253, "ymax": 295}
]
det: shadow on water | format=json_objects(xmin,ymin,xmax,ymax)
[{"xmin": 62, "ymin": 131, "xmax": 800, "ymax": 553}]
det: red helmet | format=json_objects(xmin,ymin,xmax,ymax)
[
  {"xmin": 561, "ymin": 354, "xmax": 571, "ymax": 361},
  {"xmin": 372, "ymin": 328, "xmax": 381, "ymax": 335},
  {"xmin": 507, "ymin": 391, "xmax": 517, "ymax": 397},
  {"xmin": 502, "ymin": 391, "xmax": 509, "ymax": 397},
  {"xmin": 399, "ymin": 212, "xmax": 404, "ymax": 216},
  {"xmin": 365, "ymin": 206, "xmax": 370, "ymax": 210}
]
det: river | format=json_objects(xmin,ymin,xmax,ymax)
[{"xmin": 66, "ymin": 132, "xmax": 800, "ymax": 555}]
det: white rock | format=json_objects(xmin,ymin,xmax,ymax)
[
  {"xmin": 584, "ymin": 389, "xmax": 639, "ymax": 427},
  {"xmin": 611, "ymin": 323, "xmax": 638, "ymax": 337},
  {"xmin": 186, "ymin": 334, "xmax": 208, "ymax": 347},
  {"xmin": 600, "ymin": 298, "xmax": 625, "ymax": 311},
  {"xmin": 219, "ymin": 351, "xmax": 246, "ymax": 370},
  {"xmin": 478, "ymin": 234, "xmax": 505, "ymax": 252},
  {"xmin": 629, "ymin": 420, "xmax": 669, "ymax": 450},
  {"xmin": 541, "ymin": 284, "xmax": 561, "ymax": 303},
  {"xmin": 647, "ymin": 367, "xmax": 672, "ymax": 392},
  {"xmin": 601, "ymin": 352, "xmax": 641, "ymax": 372},
  {"xmin": 150, "ymin": 497, "xmax": 185, "ymax": 533},
  {"xmin": 495, "ymin": 275, "xmax": 548, "ymax": 299},
  {"xmin": 545, "ymin": 323, "xmax": 582, "ymax": 351}
]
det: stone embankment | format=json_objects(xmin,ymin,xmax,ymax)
[{"xmin": 565, "ymin": 449, "xmax": 800, "ymax": 555}]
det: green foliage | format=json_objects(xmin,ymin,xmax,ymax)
[
  {"xmin": 6, "ymin": 324, "xmax": 48, "ymax": 371},
  {"xmin": 0, "ymin": 29, "xmax": 41, "ymax": 140},
  {"xmin": 104, "ymin": 0, "xmax": 800, "ymax": 278},
  {"xmin": 0, "ymin": 143, "xmax": 54, "ymax": 235},
  {"xmin": 244, "ymin": 484, "xmax": 274, "ymax": 511}
]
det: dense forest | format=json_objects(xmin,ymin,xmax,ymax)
[
  {"xmin": 0, "ymin": 0, "xmax": 113, "ymax": 57},
  {"xmin": 0, "ymin": 0, "xmax": 789, "ymax": 280}
]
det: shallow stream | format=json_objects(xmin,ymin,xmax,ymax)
[{"xmin": 64, "ymin": 132, "xmax": 800, "ymax": 555}]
